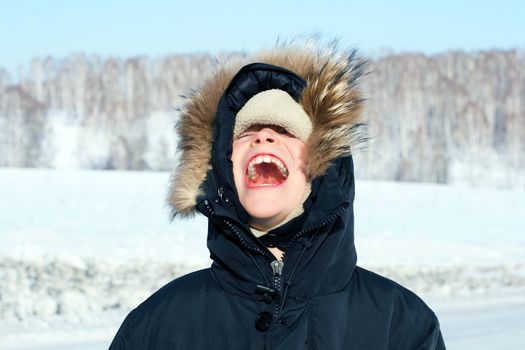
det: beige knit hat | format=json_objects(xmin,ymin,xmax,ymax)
[{"xmin": 233, "ymin": 89, "xmax": 313, "ymax": 141}]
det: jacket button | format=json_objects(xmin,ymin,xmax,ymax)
[{"xmin": 255, "ymin": 311, "xmax": 273, "ymax": 332}]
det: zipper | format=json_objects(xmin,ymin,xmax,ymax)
[{"xmin": 271, "ymin": 259, "xmax": 284, "ymax": 319}]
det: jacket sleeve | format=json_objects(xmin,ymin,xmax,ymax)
[
  {"xmin": 108, "ymin": 309, "xmax": 139, "ymax": 350},
  {"xmin": 387, "ymin": 287, "xmax": 447, "ymax": 350},
  {"xmin": 415, "ymin": 318, "xmax": 446, "ymax": 350}
]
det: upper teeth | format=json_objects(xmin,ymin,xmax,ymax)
[{"xmin": 247, "ymin": 155, "xmax": 289, "ymax": 179}]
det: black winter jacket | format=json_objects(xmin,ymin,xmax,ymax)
[{"xmin": 109, "ymin": 46, "xmax": 446, "ymax": 350}]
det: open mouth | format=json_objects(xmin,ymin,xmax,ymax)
[{"xmin": 245, "ymin": 154, "xmax": 289, "ymax": 187}]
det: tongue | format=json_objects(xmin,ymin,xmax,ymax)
[{"xmin": 247, "ymin": 163, "xmax": 287, "ymax": 186}]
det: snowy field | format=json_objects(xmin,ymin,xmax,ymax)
[{"xmin": 0, "ymin": 168, "xmax": 524, "ymax": 349}]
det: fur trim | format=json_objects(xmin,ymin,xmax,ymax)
[
  {"xmin": 234, "ymin": 89, "xmax": 313, "ymax": 142},
  {"xmin": 169, "ymin": 41, "xmax": 367, "ymax": 217}
]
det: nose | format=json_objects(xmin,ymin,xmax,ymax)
[{"xmin": 251, "ymin": 128, "xmax": 277, "ymax": 146}]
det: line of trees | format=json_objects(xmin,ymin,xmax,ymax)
[{"xmin": 359, "ymin": 50, "xmax": 524, "ymax": 187}]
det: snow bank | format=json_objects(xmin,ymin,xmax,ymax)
[
  {"xmin": 0, "ymin": 255, "xmax": 203, "ymax": 323},
  {"xmin": 1, "ymin": 255, "xmax": 524, "ymax": 325}
]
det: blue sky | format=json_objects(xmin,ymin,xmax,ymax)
[{"xmin": 1, "ymin": 0, "xmax": 524, "ymax": 75}]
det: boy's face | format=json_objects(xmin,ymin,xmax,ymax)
[{"xmin": 231, "ymin": 124, "xmax": 309, "ymax": 231}]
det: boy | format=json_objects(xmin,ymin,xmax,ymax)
[{"xmin": 110, "ymin": 43, "xmax": 446, "ymax": 349}]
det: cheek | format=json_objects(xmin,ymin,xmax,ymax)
[
  {"xmin": 231, "ymin": 141, "xmax": 245, "ymax": 183},
  {"xmin": 288, "ymin": 140, "xmax": 307, "ymax": 172}
]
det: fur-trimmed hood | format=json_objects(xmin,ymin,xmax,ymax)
[{"xmin": 169, "ymin": 42, "xmax": 367, "ymax": 218}]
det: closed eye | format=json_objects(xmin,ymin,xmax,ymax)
[
  {"xmin": 237, "ymin": 131, "xmax": 255, "ymax": 139},
  {"xmin": 237, "ymin": 124, "xmax": 294, "ymax": 138}
]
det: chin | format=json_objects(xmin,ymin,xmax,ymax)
[{"xmin": 243, "ymin": 200, "xmax": 287, "ymax": 223}]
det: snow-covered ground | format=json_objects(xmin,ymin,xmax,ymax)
[{"xmin": 0, "ymin": 168, "xmax": 524, "ymax": 349}]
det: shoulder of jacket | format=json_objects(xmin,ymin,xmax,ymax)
[
  {"xmin": 352, "ymin": 266, "xmax": 445, "ymax": 349},
  {"xmin": 353, "ymin": 266, "xmax": 439, "ymax": 320},
  {"xmin": 109, "ymin": 268, "xmax": 213, "ymax": 349},
  {"xmin": 137, "ymin": 268, "xmax": 212, "ymax": 312}
]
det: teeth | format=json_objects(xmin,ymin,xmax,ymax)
[
  {"xmin": 247, "ymin": 155, "xmax": 289, "ymax": 179},
  {"xmin": 278, "ymin": 163, "xmax": 289, "ymax": 177},
  {"xmin": 248, "ymin": 163, "xmax": 256, "ymax": 180},
  {"xmin": 269, "ymin": 158, "xmax": 288, "ymax": 177}
]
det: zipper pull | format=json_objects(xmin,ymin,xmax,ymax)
[{"xmin": 271, "ymin": 260, "xmax": 284, "ymax": 276}]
